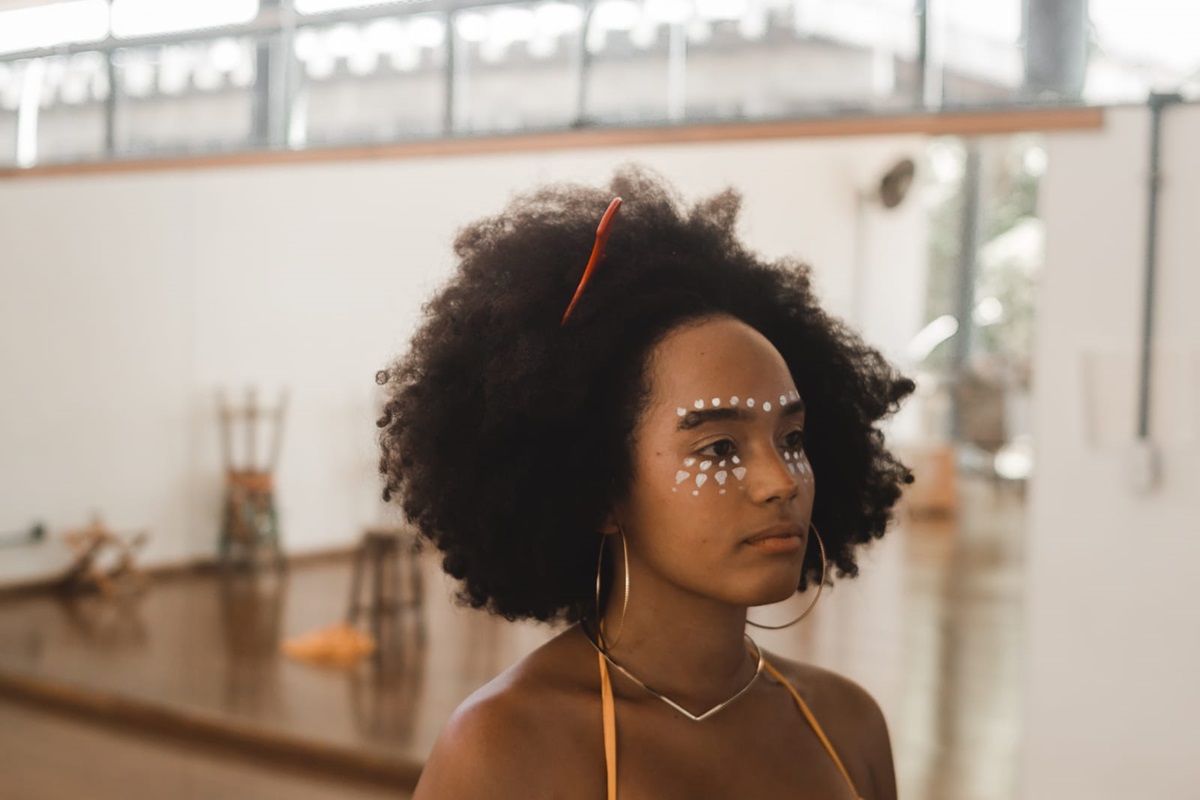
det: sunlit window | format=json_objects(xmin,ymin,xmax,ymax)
[
  {"xmin": 296, "ymin": 0, "xmax": 434, "ymax": 13},
  {"xmin": 110, "ymin": 0, "xmax": 259, "ymax": 39},
  {"xmin": 0, "ymin": 0, "xmax": 109, "ymax": 55}
]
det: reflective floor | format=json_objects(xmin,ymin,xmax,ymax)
[{"xmin": 0, "ymin": 477, "xmax": 1024, "ymax": 800}]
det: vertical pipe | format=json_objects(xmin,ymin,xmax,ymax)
[
  {"xmin": 1136, "ymin": 94, "xmax": 1182, "ymax": 441},
  {"xmin": 1022, "ymin": 0, "xmax": 1088, "ymax": 101},
  {"xmin": 574, "ymin": 0, "xmax": 594, "ymax": 127},
  {"xmin": 443, "ymin": 11, "xmax": 457, "ymax": 135},
  {"xmin": 104, "ymin": 0, "xmax": 117, "ymax": 156},
  {"xmin": 950, "ymin": 143, "xmax": 983, "ymax": 441}
]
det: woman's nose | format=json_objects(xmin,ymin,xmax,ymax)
[{"xmin": 750, "ymin": 450, "xmax": 801, "ymax": 504}]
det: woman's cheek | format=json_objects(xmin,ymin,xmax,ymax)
[{"xmin": 670, "ymin": 455, "xmax": 749, "ymax": 498}]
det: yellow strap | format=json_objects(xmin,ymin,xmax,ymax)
[
  {"xmin": 599, "ymin": 652, "xmax": 618, "ymax": 800},
  {"xmin": 598, "ymin": 652, "xmax": 859, "ymax": 800},
  {"xmin": 762, "ymin": 659, "xmax": 861, "ymax": 799}
]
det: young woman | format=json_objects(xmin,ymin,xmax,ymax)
[{"xmin": 377, "ymin": 168, "xmax": 913, "ymax": 799}]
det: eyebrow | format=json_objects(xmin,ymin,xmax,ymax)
[{"xmin": 676, "ymin": 399, "xmax": 806, "ymax": 431}]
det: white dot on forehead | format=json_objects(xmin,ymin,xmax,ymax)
[
  {"xmin": 730, "ymin": 396, "xmax": 739, "ymax": 405},
  {"xmin": 676, "ymin": 408, "xmax": 686, "ymax": 417},
  {"xmin": 694, "ymin": 399, "xmax": 704, "ymax": 409},
  {"xmin": 746, "ymin": 398, "xmax": 755, "ymax": 408},
  {"xmin": 780, "ymin": 394, "xmax": 787, "ymax": 405},
  {"xmin": 712, "ymin": 398, "xmax": 721, "ymax": 407},
  {"xmin": 763, "ymin": 401, "xmax": 772, "ymax": 412}
]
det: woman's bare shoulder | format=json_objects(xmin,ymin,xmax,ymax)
[
  {"xmin": 763, "ymin": 652, "xmax": 897, "ymax": 800},
  {"xmin": 413, "ymin": 628, "xmax": 601, "ymax": 800}
]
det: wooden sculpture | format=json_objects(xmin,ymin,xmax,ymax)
[
  {"xmin": 59, "ymin": 515, "xmax": 148, "ymax": 596},
  {"xmin": 217, "ymin": 387, "xmax": 288, "ymax": 571}
]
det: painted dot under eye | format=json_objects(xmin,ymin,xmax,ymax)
[
  {"xmin": 715, "ymin": 471, "xmax": 728, "ymax": 485},
  {"xmin": 780, "ymin": 394, "xmax": 786, "ymax": 405},
  {"xmin": 695, "ymin": 474, "xmax": 708, "ymax": 488},
  {"xmin": 731, "ymin": 456, "xmax": 741, "ymax": 464},
  {"xmin": 718, "ymin": 460, "xmax": 727, "ymax": 468},
  {"xmin": 684, "ymin": 457, "xmax": 696, "ymax": 467},
  {"xmin": 733, "ymin": 467, "xmax": 747, "ymax": 480},
  {"xmin": 784, "ymin": 452, "xmax": 792, "ymax": 461},
  {"xmin": 692, "ymin": 490, "xmax": 699, "ymax": 496},
  {"xmin": 675, "ymin": 470, "xmax": 690, "ymax": 484},
  {"xmin": 700, "ymin": 461, "xmax": 712, "ymax": 471}
]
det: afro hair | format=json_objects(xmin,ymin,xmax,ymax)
[{"xmin": 377, "ymin": 166, "xmax": 913, "ymax": 623}]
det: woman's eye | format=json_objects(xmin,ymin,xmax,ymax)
[
  {"xmin": 783, "ymin": 430, "xmax": 805, "ymax": 450},
  {"xmin": 699, "ymin": 439, "xmax": 736, "ymax": 459}
]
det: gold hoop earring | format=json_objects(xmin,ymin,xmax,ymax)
[
  {"xmin": 746, "ymin": 523, "xmax": 826, "ymax": 630},
  {"xmin": 594, "ymin": 526, "xmax": 630, "ymax": 649}
]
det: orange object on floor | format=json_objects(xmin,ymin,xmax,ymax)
[{"xmin": 281, "ymin": 622, "xmax": 376, "ymax": 668}]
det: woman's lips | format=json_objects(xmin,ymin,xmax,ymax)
[{"xmin": 743, "ymin": 523, "xmax": 805, "ymax": 552}]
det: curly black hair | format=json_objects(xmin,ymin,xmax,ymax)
[{"xmin": 377, "ymin": 166, "xmax": 913, "ymax": 624}]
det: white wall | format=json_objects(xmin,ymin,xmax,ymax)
[
  {"xmin": 1023, "ymin": 104, "xmax": 1200, "ymax": 798},
  {"xmin": 0, "ymin": 133, "xmax": 927, "ymax": 586}
]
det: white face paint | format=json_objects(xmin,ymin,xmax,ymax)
[{"xmin": 671, "ymin": 387, "xmax": 805, "ymax": 498}]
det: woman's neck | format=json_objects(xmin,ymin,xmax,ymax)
[{"xmin": 591, "ymin": 572, "xmax": 756, "ymax": 710}]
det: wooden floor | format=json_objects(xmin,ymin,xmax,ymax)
[{"xmin": 0, "ymin": 478, "xmax": 1024, "ymax": 800}]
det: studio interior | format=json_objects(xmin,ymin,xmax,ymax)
[{"xmin": 0, "ymin": 1, "xmax": 1197, "ymax": 798}]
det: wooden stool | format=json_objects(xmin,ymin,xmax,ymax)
[
  {"xmin": 216, "ymin": 387, "xmax": 288, "ymax": 572},
  {"xmin": 346, "ymin": 528, "xmax": 424, "ymax": 637}
]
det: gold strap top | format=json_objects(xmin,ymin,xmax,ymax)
[{"xmin": 598, "ymin": 652, "xmax": 862, "ymax": 800}]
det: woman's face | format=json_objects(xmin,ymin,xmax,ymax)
[{"xmin": 615, "ymin": 314, "xmax": 815, "ymax": 608}]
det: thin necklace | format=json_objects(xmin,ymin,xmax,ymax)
[{"xmin": 584, "ymin": 628, "xmax": 765, "ymax": 722}]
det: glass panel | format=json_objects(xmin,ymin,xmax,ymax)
[
  {"xmin": 293, "ymin": 15, "xmax": 448, "ymax": 146},
  {"xmin": 0, "ymin": 60, "xmax": 20, "ymax": 166},
  {"xmin": 1086, "ymin": 0, "xmax": 1200, "ymax": 103},
  {"xmin": 111, "ymin": 0, "xmax": 260, "ymax": 39},
  {"xmin": 35, "ymin": 52, "xmax": 109, "ymax": 164},
  {"xmin": 939, "ymin": 0, "xmax": 1024, "ymax": 105},
  {"xmin": 0, "ymin": 0, "xmax": 109, "ymax": 56},
  {"xmin": 449, "ymin": 2, "xmax": 583, "ymax": 134},
  {"xmin": 687, "ymin": 0, "xmax": 919, "ymax": 119},
  {"xmin": 111, "ymin": 39, "xmax": 257, "ymax": 157},
  {"xmin": 583, "ymin": 0, "xmax": 678, "ymax": 124}
]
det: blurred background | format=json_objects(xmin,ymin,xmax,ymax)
[{"xmin": 0, "ymin": 1, "xmax": 1197, "ymax": 798}]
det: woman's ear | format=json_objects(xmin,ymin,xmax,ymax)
[{"xmin": 599, "ymin": 512, "xmax": 620, "ymax": 536}]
